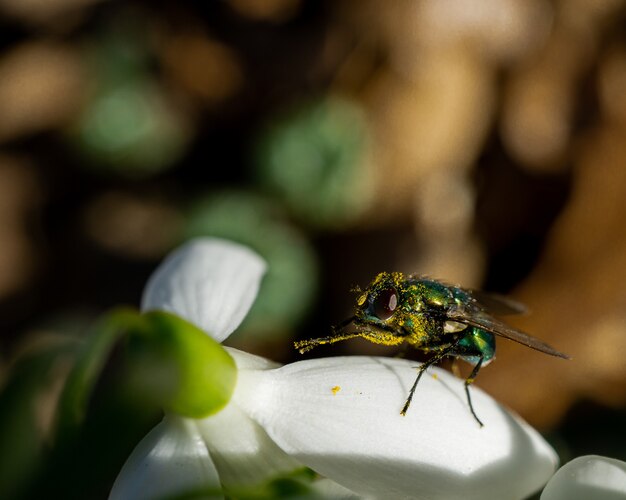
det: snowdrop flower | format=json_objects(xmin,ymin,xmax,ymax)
[
  {"xmin": 110, "ymin": 237, "xmax": 559, "ymax": 500},
  {"xmin": 541, "ymin": 455, "xmax": 626, "ymax": 500}
]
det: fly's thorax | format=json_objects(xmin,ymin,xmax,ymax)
[
  {"xmin": 405, "ymin": 278, "xmax": 456, "ymax": 311},
  {"xmin": 397, "ymin": 284, "xmax": 424, "ymax": 312}
]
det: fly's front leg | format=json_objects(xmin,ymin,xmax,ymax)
[{"xmin": 294, "ymin": 332, "xmax": 364, "ymax": 354}]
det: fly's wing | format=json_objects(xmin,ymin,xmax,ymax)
[
  {"xmin": 447, "ymin": 305, "xmax": 570, "ymax": 359},
  {"xmin": 468, "ymin": 290, "xmax": 528, "ymax": 316}
]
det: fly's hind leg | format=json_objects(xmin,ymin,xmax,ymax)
[{"xmin": 464, "ymin": 356, "xmax": 485, "ymax": 427}]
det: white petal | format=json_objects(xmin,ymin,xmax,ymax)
[
  {"xmin": 141, "ymin": 238, "xmax": 266, "ymax": 342},
  {"xmin": 236, "ymin": 356, "xmax": 558, "ymax": 500},
  {"xmin": 224, "ymin": 346, "xmax": 281, "ymax": 371},
  {"xmin": 197, "ymin": 399, "xmax": 303, "ymax": 488},
  {"xmin": 196, "ymin": 347, "xmax": 302, "ymax": 487},
  {"xmin": 541, "ymin": 455, "xmax": 626, "ymax": 500},
  {"xmin": 109, "ymin": 415, "xmax": 222, "ymax": 500}
]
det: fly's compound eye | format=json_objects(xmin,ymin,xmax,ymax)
[{"xmin": 373, "ymin": 287, "xmax": 398, "ymax": 320}]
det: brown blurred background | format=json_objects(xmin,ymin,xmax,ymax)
[{"xmin": 1, "ymin": 0, "xmax": 626, "ymax": 479}]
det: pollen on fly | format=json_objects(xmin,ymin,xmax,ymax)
[{"xmin": 295, "ymin": 272, "xmax": 570, "ymax": 427}]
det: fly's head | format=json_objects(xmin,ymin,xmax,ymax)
[{"xmin": 353, "ymin": 272, "xmax": 416, "ymax": 336}]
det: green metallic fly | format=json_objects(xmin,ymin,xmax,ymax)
[{"xmin": 294, "ymin": 271, "xmax": 570, "ymax": 427}]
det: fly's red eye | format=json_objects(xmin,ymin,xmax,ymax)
[{"xmin": 373, "ymin": 288, "xmax": 398, "ymax": 320}]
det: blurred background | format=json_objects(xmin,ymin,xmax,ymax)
[{"xmin": 1, "ymin": 0, "xmax": 626, "ymax": 498}]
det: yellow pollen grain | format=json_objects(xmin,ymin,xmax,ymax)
[
  {"xmin": 431, "ymin": 373, "xmax": 438, "ymax": 381},
  {"xmin": 331, "ymin": 385, "xmax": 341, "ymax": 395}
]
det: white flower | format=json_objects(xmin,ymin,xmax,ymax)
[
  {"xmin": 110, "ymin": 237, "xmax": 559, "ymax": 500},
  {"xmin": 541, "ymin": 455, "xmax": 626, "ymax": 500}
]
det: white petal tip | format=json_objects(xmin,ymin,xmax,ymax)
[
  {"xmin": 141, "ymin": 238, "xmax": 266, "ymax": 342},
  {"xmin": 541, "ymin": 455, "xmax": 626, "ymax": 500},
  {"xmin": 109, "ymin": 416, "xmax": 223, "ymax": 500}
]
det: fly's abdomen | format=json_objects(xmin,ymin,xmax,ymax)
[{"xmin": 457, "ymin": 327, "xmax": 496, "ymax": 365}]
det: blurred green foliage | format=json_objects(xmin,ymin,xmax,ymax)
[
  {"xmin": 76, "ymin": 79, "xmax": 190, "ymax": 176},
  {"xmin": 255, "ymin": 97, "xmax": 372, "ymax": 228},
  {"xmin": 165, "ymin": 467, "xmax": 319, "ymax": 500},
  {"xmin": 73, "ymin": 25, "xmax": 190, "ymax": 177},
  {"xmin": 0, "ymin": 309, "xmax": 236, "ymax": 499},
  {"xmin": 0, "ymin": 336, "xmax": 78, "ymax": 499}
]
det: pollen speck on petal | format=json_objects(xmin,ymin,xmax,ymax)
[{"xmin": 236, "ymin": 355, "xmax": 558, "ymax": 500}]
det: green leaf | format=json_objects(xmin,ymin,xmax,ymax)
[
  {"xmin": 55, "ymin": 307, "xmax": 142, "ymax": 439},
  {"xmin": 0, "ymin": 335, "xmax": 78, "ymax": 499}
]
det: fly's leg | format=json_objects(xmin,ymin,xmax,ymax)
[
  {"xmin": 400, "ymin": 344, "xmax": 457, "ymax": 416},
  {"xmin": 294, "ymin": 316, "xmax": 360, "ymax": 353},
  {"xmin": 294, "ymin": 332, "xmax": 363, "ymax": 354},
  {"xmin": 464, "ymin": 356, "xmax": 485, "ymax": 427},
  {"xmin": 400, "ymin": 363, "xmax": 430, "ymax": 416}
]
